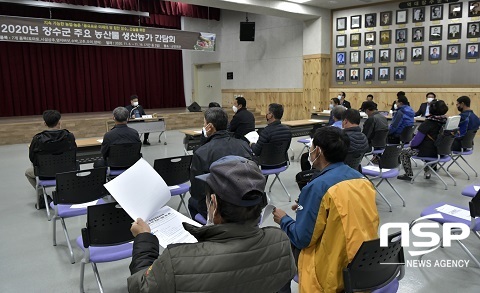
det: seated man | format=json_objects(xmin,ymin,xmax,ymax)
[
  {"xmin": 328, "ymin": 97, "xmax": 341, "ymax": 125},
  {"xmin": 342, "ymin": 109, "xmax": 370, "ymax": 155},
  {"xmin": 25, "ymin": 110, "xmax": 77, "ymax": 209},
  {"xmin": 273, "ymin": 127, "xmax": 379, "ymax": 292},
  {"xmin": 359, "ymin": 94, "xmax": 377, "ymax": 112},
  {"xmin": 94, "ymin": 107, "xmax": 141, "ymax": 168},
  {"xmin": 453, "ymin": 95, "xmax": 480, "ymax": 151},
  {"xmin": 189, "ymin": 108, "xmax": 253, "ymax": 219},
  {"xmin": 415, "ymin": 92, "xmax": 436, "ymax": 117},
  {"xmin": 362, "ymin": 100, "xmax": 389, "ymax": 149},
  {"xmin": 331, "ymin": 105, "xmax": 346, "ymax": 128},
  {"xmin": 128, "ymin": 156, "xmax": 296, "ymax": 293},
  {"xmin": 125, "ymin": 95, "xmax": 150, "ymax": 145},
  {"xmin": 228, "ymin": 96, "xmax": 255, "ymax": 143},
  {"xmin": 388, "ymin": 95, "xmax": 414, "ymax": 144}
]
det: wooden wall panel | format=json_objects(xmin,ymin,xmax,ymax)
[{"xmin": 303, "ymin": 54, "xmax": 331, "ymax": 115}]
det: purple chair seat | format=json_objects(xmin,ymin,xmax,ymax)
[
  {"xmin": 108, "ymin": 169, "xmax": 125, "ymax": 176},
  {"xmin": 50, "ymin": 199, "xmax": 105, "ymax": 218},
  {"xmin": 297, "ymin": 138, "xmax": 311, "ymax": 144},
  {"xmin": 38, "ymin": 179, "xmax": 56, "ymax": 187},
  {"xmin": 461, "ymin": 184, "xmax": 478, "ymax": 198},
  {"xmin": 362, "ymin": 167, "xmax": 399, "ymax": 178},
  {"xmin": 76, "ymin": 236, "xmax": 133, "ymax": 263},
  {"xmin": 372, "ymin": 278, "xmax": 399, "ymax": 293},
  {"xmin": 453, "ymin": 150, "xmax": 473, "ymax": 155},
  {"xmin": 411, "ymin": 156, "xmax": 451, "ymax": 163},
  {"xmin": 169, "ymin": 183, "xmax": 190, "ymax": 196},
  {"xmin": 194, "ymin": 213, "xmax": 207, "ymax": 225},
  {"xmin": 420, "ymin": 202, "xmax": 480, "ymax": 231},
  {"xmin": 261, "ymin": 166, "xmax": 288, "ymax": 175}
]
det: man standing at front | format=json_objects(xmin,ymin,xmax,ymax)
[
  {"xmin": 125, "ymin": 95, "xmax": 150, "ymax": 145},
  {"xmin": 229, "ymin": 97, "xmax": 255, "ymax": 143},
  {"xmin": 273, "ymin": 127, "xmax": 379, "ymax": 292}
]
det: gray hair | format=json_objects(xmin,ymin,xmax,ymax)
[
  {"xmin": 332, "ymin": 105, "xmax": 346, "ymax": 121},
  {"xmin": 113, "ymin": 107, "xmax": 129, "ymax": 122}
]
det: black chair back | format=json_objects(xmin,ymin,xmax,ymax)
[
  {"xmin": 344, "ymin": 152, "xmax": 364, "ymax": 172},
  {"xmin": 258, "ymin": 142, "xmax": 289, "ymax": 167},
  {"xmin": 378, "ymin": 145, "xmax": 403, "ymax": 169},
  {"xmin": 370, "ymin": 129, "xmax": 388, "ymax": 149},
  {"xmin": 295, "ymin": 169, "xmax": 320, "ymax": 190},
  {"xmin": 343, "ymin": 231, "xmax": 405, "ymax": 293},
  {"xmin": 153, "ymin": 155, "xmax": 193, "ymax": 186},
  {"xmin": 400, "ymin": 125, "xmax": 416, "ymax": 144},
  {"xmin": 52, "ymin": 167, "xmax": 107, "ymax": 205},
  {"xmin": 107, "ymin": 143, "xmax": 142, "ymax": 169},
  {"xmin": 34, "ymin": 149, "xmax": 78, "ymax": 178},
  {"xmin": 460, "ymin": 129, "xmax": 477, "ymax": 149},
  {"xmin": 81, "ymin": 202, "xmax": 134, "ymax": 248},
  {"xmin": 469, "ymin": 189, "xmax": 480, "ymax": 218},
  {"xmin": 435, "ymin": 129, "xmax": 457, "ymax": 156}
]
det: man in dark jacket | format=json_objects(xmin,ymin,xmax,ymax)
[
  {"xmin": 415, "ymin": 92, "xmax": 436, "ymax": 117},
  {"xmin": 25, "ymin": 110, "xmax": 77, "ymax": 208},
  {"xmin": 388, "ymin": 95, "xmax": 415, "ymax": 144},
  {"xmin": 342, "ymin": 109, "xmax": 370, "ymax": 155},
  {"xmin": 339, "ymin": 91, "xmax": 351, "ymax": 109},
  {"xmin": 251, "ymin": 103, "xmax": 292, "ymax": 157},
  {"xmin": 189, "ymin": 108, "xmax": 253, "ymax": 219},
  {"xmin": 228, "ymin": 97, "xmax": 255, "ymax": 142},
  {"xmin": 452, "ymin": 95, "xmax": 480, "ymax": 151},
  {"xmin": 128, "ymin": 156, "xmax": 296, "ymax": 293},
  {"xmin": 125, "ymin": 94, "xmax": 150, "ymax": 145},
  {"xmin": 362, "ymin": 101, "xmax": 388, "ymax": 149}
]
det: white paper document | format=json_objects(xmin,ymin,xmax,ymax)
[
  {"xmin": 474, "ymin": 186, "xmax": 480, "ymax": 192},
  {"xmin": 96, "ymin": 139, "xmax": 103, "ymax": 143},
  {"xmin": 435, "ymin": 204, "xmax": 471, "ymax": 221},
  {"xmin": 71, "ymin": 200, "xmax": 99, "ymax": 209},
  {"xmin": 245, "ymin": 131, "xmax": 259, "ymax": 144},
  {"xmin": 260, "ymin": 204, "xmax": 276, "ymax": 227},
  {"xmin": 308, "ymin": 119, "xmax": 324, "ymax": 122},
  {"xmin": 194, "ymin": 130, "xmax": 202, "ymax": 134},
  {"xmin": 363, "ymin": 165, "xmax": 391, "ymax": 172}
]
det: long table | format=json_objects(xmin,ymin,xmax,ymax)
[
  {"xmin": 75, "ymin": 137, "xmax": 103, "ymax": 164},
  {"xmin": 106, "ymin": 117, "xmax": 167, "ymax": 144}
]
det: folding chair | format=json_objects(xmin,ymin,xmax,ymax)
[
  {"xmin": 344, "ymin": 152, "xmax": 365, "ymax": 173},
  {"xmin": 343, "ymin": 231, "xmax": 405, "ymax": 293},
  {"xmin": 447, "ymin": 129, "xmax": 478, "ymax": 180},
  {"xmin": 362, "ymin": 145, "xmax": 405, "ymax": 212},
  {"xmin": 34, "ymin": 150, "xmax": 78, "ymax": 220},
  {"xmin": 295, "ymin": 138, "xmax": 311, "ymax": 161},
  {"xmin": 258, "ymin": 142, "xmax": 291, "ymax": 201},
  {"xmin": 295, "ymin": 169, "xmax": 320, "ymax": 191},
  {"xmin": 153, "ymin": 155, "xmax": 193, "ymax": 216},
  {"xmin": 76, "ymin": 202, "xmax": 134, "ymax": 293},
  {"xmin": 364, "ymin": 129, "xmax": 388, "ymax": 165},
  {"xmin": 51, "ymin": 167, "xmax": 108, "ymax": 264},
  {"xmin": 399, "ymin": 125, "xmax": 416, "ymax": 147},
  {"xmin": 106, "ymin": 143, "xmax": 142, "ymax": 178}
]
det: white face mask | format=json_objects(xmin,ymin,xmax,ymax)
[
  {"xmin": 308, "ymin": 147, "xmax": 320, "ymax": 167},
  {"xmin": 202, "ymin": 127, "xmax": 208, "ymax": 138},
  {"xmin": 133, "ymin": 101, "xmax": 139, "ymax": 107},
  {"xmin": 394, "ymin": 103, "xmax": 398, "ymax": 110},
  {"xmin": 338, "ymin": 95, "xmax": 343, "ymax": 100},
  {"xmin": 427, "ymin": 97, "xmax": 434, "ymax": 103},
  {"xmin": 206, "ymin": 196, "xmax": 215, "ymax": 226},
  {"xmin": 329, "ymin": 104, "xmax": 334, "ymax": 110},
  {"xmin": 232, "ymin": 105, "xmax": 238, "ymax": 113}
]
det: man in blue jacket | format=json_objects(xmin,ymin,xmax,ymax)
[
  {"xmin": 388, "ymin": 95, "xmax": 414, "ymax": 144},
  {"xmin": 452, "ymin": 96, "xmax": 480, "ymax": 151}
]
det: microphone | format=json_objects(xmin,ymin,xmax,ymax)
[{"xmin": 129, "ymin": 105, "xmax": 139, "ymax": 121}]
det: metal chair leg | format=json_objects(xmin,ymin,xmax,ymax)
[
  {"xmin": 296, "ymin": 145, "xmax": 308, "ymax": 161},
  {"xmin": 445, "ymin": 156, "xmax": 469, "ymax": 180},
  {"xmin": 91, "ymin": 263, "xmax": 104, "ymax": 293},
  {"xmin": 52, "ymin": 215, "xmax": 58, "ymax": 246},
  {"xmin": 455, "ymin": 240, "xmax": 480, "ymax": 268},
  {"xmin": 438, "ymin": 164, "xmax": 457, "ymax": 186},
  {"xmin": 374, "ymin": 186, "xmax": 392, "ymax": 212},
  {"xmin": 176, "ymin": 193, "xmax": 191, "ymax": 218},
  {"xmin": 460, "ymin": 156, "xmax": 478, "ymax": 177},
  {"xmin": 385, "ymin": 179, "xmax": 406, "ymax": 207},
  {"xmin": 268, "ymin": 176, "xmax": 278, "ymax": 193},
  {"xmin": 42, "ymin": 186, "xmax": 51, "ymax": 221},
  {"xmin": 276, "ymin": 175, "xmax": 291, "ymax": 202},
  {"xmin": 79, "ymin": 260, "xmax": 86, "ymax": 293},
  {"xmin": 60, "ymin": 218, "xmax": 75, "ymax": 264}
]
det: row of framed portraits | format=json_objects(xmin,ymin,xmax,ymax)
[
  {"xmin": 336, "ymin": 1, "xmax": 480, "ymax": 30},
  {"xmin": 335, "ymin": 43, "xmax": 480, "ymax": 65},
  {"xmin": 335, "ymin": 67, "xmax": 407, "ymax": 82},
  {"xmin": 335, "ymin": 22, "xmax": 480, "ymax": 48}
]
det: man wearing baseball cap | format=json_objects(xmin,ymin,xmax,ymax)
[{"xmin": 128, "ymin": 156, "xmax": 296, "ymax": 293}]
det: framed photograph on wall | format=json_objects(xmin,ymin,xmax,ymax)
[
  {"xmin": 363, "ymin": 68, "xmax": 375, "ymax": 81},
  {"xmin": 467, "ymin": 22, "xmax": 480, "ymax": 38},
  {"xmin": 413, "ymin": 7, "xmax": 425, "ymax": 22},
  {"xmin": 364, "ymin": 32, "xmax": 376, "ymax": 46},
  {"xmin": 336, "ymin": 52, "xmax": 346, "ymax": 65},
  {"xmin": 447, "ymin": 44, "xmax": 461, "ymax": 60},
  {"xmin": 336, "ymin": 17, "xmax": 347, "ymax": 31},
  {"xmin": 350, "ymin": 51, "xmax": 360, "ymax": 64},
  {"xmin": 411, "ymin": 46, "xmax": 424, "ymax": 61},
  {"xmin": 380, "ymin": 11, "xmax": 392, "ymax": 26},
  {"xmin": 336, "ymin": 35, "xmax": 346, "ymax": 48},
  {"xmin": 395, "ymin": 28, "xmax": 407, "ymax": 43},
  {"xmin": 429, "ymin": 45, "xmax": 442, "ymax": 61},
  {"xmin": 378, "ymin": 67, "xmax": 390, "ymax": 81},
  {"xmin": 394, "ymin": 48, "xmax": 407, "ymax": 62},
  {"xmin": 365, "ymin": 13, "xmax": 377, "ymax": 28},
  {"xmin": 364, "ymin": 50, "xmax": 375, "ymax": 63},
  {"xmin": 466, "ymin": 43, "xmax": 480, "ymax": 59},
  {"xmin": 412, "ymin": 27, "xmax": 425, "ymax": 42},
  {"xmin": 351, "ymin": 15, "xmax": 361, "ymax": 29},
  {"xmin": 336, "ymin": 69, "xmax": 346, "ymax": 81},
  {"xmin": 349, "ymin": 68, "xmax": 360, "ymax": 81},
  {"xmin": 449, "ymin": 3, "xmax": 462, "ymax": 19},
  {"xmin": 350, "ymin": 33, "xmax": 361, "ymax": 47},
  {"xmin": 448, "ymin": 23, "xmax": 462, "ymax": 40},
  {"xmin": 431, "ymin": 5, "xmax": 443, "ymax": 21},
  {"xmin": 468, "ymin": 1, "xmax": 480, "ymax": 17},
  {"xmin": 429, "ymin": 25, "xmax": 443, "ymax": 41},
  {"xmin": 379, "ymin": 49, "xmax": 391, "ymax": 62},
  {"xmin": 396, "ymin": 10, "xmax": 408, "ymax": 24},
  {"xmin": 380, "ymin": 30, "xmax": 392, "ymax": 45},
  {"xmin": 394, "ymin": 66, "xmax": 406, "ymax": 81}
]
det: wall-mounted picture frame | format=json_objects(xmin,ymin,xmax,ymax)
[
  {"xmin": 365, "ymin": 13, "xmax": 377, "ymax": 28},
  {"xmin": 380, "ymin": 11, "xmax": 392, "ymax": 26},
  {"xmin": 412, "ymin": 27, "xmax": 424, "ymax": 42},
  {"xmin": 449, "ymin": 3, "xmax": 463, "ymax": 19},
  {"xmin": 468, "ymin": 1, "xmax": 480, "ymax": 17},
  {"xmin": 350, "ymin": 51, "xmax": 360, "ymax": 64},
  {"xmin": 336, "ymin": 69, "xmax": 346, "ymax": 81},
  {"xmin": 336, "ymin": 17, "xmax": 347, "ymax": 31},
  {"xmin": 394, "ymin": 48, "xmax": 407, "ymax": 62},
  {"xmin": 350, "ymin": 33, "xmax": 361, "ymax": 47},
  {"xmin": 364, "ymin": 32, "xmax": 376, "ymax": 46},
  {"xmin": 363, "ymin": 68, "xmax": 375, "ymax": 81},
  {"xmin": 413, "ymin": 7, "xmax": 425, "ymax": 23},
  {"xmin": 396, "ymin": 10, "xmax": 408, "ymax": 24},
  {"xmin": 336, "ymin": 52, "xmax": 346, "ymax": 65},
  {"xmin": 378, "ymin": 67, "xmax": 390, "ymax": 81},
  {"xmin": 467, "ymin": 22, "xmax": 480, "ymax": 38},
  {"xmin": 349, "ymin": 68, "xmax": 360, "ymax": 81},
  {"xmin": 379, "ymin": 49, "xmax": 391, "ymax": 62},
  {"xmin": 429, "ymin": 25, "xmax": 443, "ymax": 41},
  {"xmin": 395, "ymin": 28, "xmax": 407, "ymax": 43},
  {"xmin": 429, "ymin": 45, "xmax": 442, "ymax": 61},
  {"xmin": 448, "ymin": 23, "xmax": 462, "ymax": 40},
  {"xmin": 411, "ymin": 46, "xmax": 424, "ymax": 61},
  {"xmin": 431, "ymin": 5, "xmax": 443, "ymax": 21},
  {"xmin": 394, "ymin": 66, "xmax": 406, "ymax": 81},
  {"xmin": 380, "ymin": 30, "xmax": 392, "ymax": 45},
  {"xmin": 364, "ymin": 50, "xmax": 375, "ymax": 63},
  {"xmin": 447, "ymin": 44, "xmax": 461, "ymax": 60},
  {"xmin": 466, "ymin": 43, "xmax": 480, "ymax": 59},
  {"xmin": 351, "ymin": 15, "xmax": 361, "ymax": 29},
  {"xmin": 336, "ymin": 35, "xmax": 346, "ymax": 48}
]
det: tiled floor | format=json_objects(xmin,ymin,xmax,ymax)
[{"xmin": 0, "ymin": 130, "xmax": 478, "ymax": 292}]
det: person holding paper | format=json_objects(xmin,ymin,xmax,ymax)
[
  {"xmin": 273, "ymin": 127, "xmax": 379, "ymax": 293},
  {"xmin": 250, "ymin": 103, "xmax": 292, "ymax": 158},
  {"xmin": 189, "ymin": 107, "xmax": 253, "ymax": 219},
  {"xmin": 128, "ymin": 156, "xmax": 296, "ymax": 293},
  {"xmin": 125, "ymin": 95, "xmax": 150, "ymax": 145}
]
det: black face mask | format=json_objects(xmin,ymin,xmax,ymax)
[{"xmin": 457, "ymin": 106, "xmax": 463, "ymax": 112}]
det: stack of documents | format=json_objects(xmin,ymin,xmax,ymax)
[{"xmin": 245, "ymin": 131, "xmax": 259, "ymax": 144}]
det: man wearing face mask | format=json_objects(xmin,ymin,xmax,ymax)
[
  {"xmin": 452, "ymin": 96, "xmax": 480, "ymax": 151},
  {"xmin": 388, "ymin": 95, "xmax": 414, "ymax": 144},
  {"xmin": 125, "ymin": 95, "xmax": 150, "ymax": 145},
  {"xmin": 228, "ymin": 97, "xmax": 255, "ymax": 143},
  {"xmin": 189, "ymin": 107, "xmax": 253, "ymax": 219},
  {"xmin": 273, "ymin": 127, "xmax": 379, "ymax": 293},
  {"xmin": 128, "ymin": 156, "xmax": 296, "ymax": 293},
  {"xmin": 338, "ymin": 92, "xmax": 351, "ymax": 109},
  {"xmin": 328, "ymin": 97, "xmax": 341, "ymax": 125},
  {"xmin": 415, "ymin": 92, "xmax": 436, "ymax": 117}
]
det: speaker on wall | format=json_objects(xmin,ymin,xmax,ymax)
[
  {"xmin": 240, "ymin": 22, "xmax": 255, "ymax": 41},
  {"xmin": 187, "ymin": 102, "xmax": 202, "ymax": 112}
]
